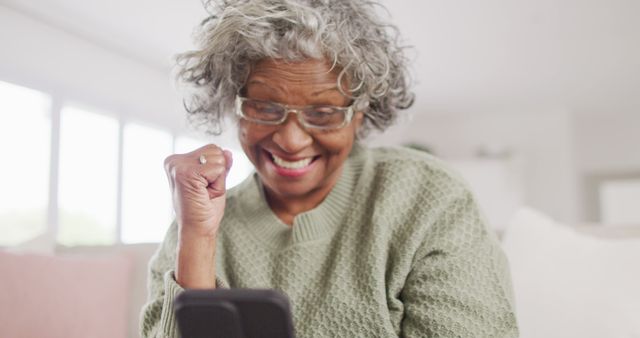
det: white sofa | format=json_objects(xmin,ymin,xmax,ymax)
[{"xmin": 502, "ymin": 208, "xmax": 640, "ymax": 338}]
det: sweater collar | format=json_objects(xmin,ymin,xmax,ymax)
[{"xmin": 238, "ymin": 147, "xmax": 362, "ymax": 246}]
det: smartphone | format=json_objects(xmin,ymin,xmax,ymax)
[{"xmin": 174, "ymin": 288, "xmax": 296, "ymax": 338}]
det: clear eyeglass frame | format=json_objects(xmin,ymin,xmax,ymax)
[{"xmin": 235, "ymin": 95, "xmax": 355, "ymax": 131}]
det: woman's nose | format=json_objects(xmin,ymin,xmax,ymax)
[{"xmin": 272, "ymin": 113, "xmax": 313, "ymax": 153}]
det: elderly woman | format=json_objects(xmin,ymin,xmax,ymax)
[{"xmin": 141, "ymin": 0, "xmax": 518, "ymax": 337}]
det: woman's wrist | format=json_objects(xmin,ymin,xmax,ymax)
[{"xmin": 176, "ymin": 231, "xmax": 218, "ymax": 289}]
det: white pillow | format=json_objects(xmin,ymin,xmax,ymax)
[{"xmin": 502, "ymin": 207, "xmax": 640, "ymax": 338}]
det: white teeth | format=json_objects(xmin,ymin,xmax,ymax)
[{"xmin": 272, "ymin": 154, "xmax": 313, "ymax": 169}]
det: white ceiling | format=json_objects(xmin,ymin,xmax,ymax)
[
  {"xmin": 3, "ymin": 0, "xmax": 640, "ymax": 115},
  {"xmin": 2, "ymin": 0, "xmax": 206, "ymax": 70}
]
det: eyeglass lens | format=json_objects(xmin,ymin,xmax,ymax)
[{"xmin": 241, "ymin": 100, "xmax": 346, "ymax": 128}]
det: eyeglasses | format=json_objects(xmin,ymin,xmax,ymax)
[{"xmin": 235, "ymin": 96, "xmax": 354, "ymax": 130}]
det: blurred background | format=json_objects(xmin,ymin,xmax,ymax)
[
  {"xmin": 0, "ymin": 0, "xmax": 638, "ymax": 337},
  {"xmin": 1, "ymin": 0, "xmax": 639, "ymax": 246}
]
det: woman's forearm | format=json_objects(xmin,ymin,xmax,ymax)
[{"xmin": 176, "ymin": 230, "xmax": 218, "ymax": 289}]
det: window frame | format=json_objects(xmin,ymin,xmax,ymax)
[{"xmin": 0, "ymin": 80, "xmax": 206, "ymax": 246}]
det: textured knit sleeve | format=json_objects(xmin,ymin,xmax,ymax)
[
  {"xmin": 139, "ymin": 222, "xmax": 184, "ymax": 338},
  {"xmin": 399, "ymin": 190, "xmax": 519, "ymax": 338},
  {"xmin": 139, "ymin": 222, "xmax": 229, "ymax": 338}
]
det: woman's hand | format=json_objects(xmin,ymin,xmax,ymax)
[
  {"xmin": 164, "ymin": 144, "xmax": 233, "ymax": 238},
  {"xmin": 164, "ymin": 144, "xmax": 233, "ymax": 288}
]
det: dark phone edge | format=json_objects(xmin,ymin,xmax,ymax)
[{"xmin": 174, "ymin": 288, "xmax": 296, "ymax": 338}]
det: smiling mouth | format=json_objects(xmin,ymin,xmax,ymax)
[{"xmin": 266, "ymin": 151, "xmax": 318, "ymax": 170}]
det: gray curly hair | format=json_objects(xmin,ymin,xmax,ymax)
[{"xmin": 176, "ymin": 0, "xmax": 414, "ymax": 136}]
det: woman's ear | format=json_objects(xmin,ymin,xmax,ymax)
[
  {"xmin": 353, "ymin": 111, "xmax": 367, "ymax": 140},
  {"xmin": 353, "ymin": 111, "xmax": 365, "ymax": 130}
]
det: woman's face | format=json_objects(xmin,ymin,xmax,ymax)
[{"xmin": 238, "ymin": 58, "xmax": 363, "ymax": 202}]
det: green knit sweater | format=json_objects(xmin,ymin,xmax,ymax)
[{"xmin": 141, "ymin": 145, "xmax": 518, "ymax": 337}]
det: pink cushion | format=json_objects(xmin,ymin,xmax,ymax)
[{"xmin": 0, "ymin": 250, "xmax": 133, "ymax": 338}]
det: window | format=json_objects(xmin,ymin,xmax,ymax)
[
  {"xmin": 225, "ymin": 147, "xmax": 254, "ymax": 189},
  {"xmin": 0, "ymin": 81, "xmax": 51, "ymax": 246},
  {"xmin": 121, "ymin": 123, "xmax": 174, "ymax": 243},
  {"xmin": 0, "ymin": 79, "xmax": 256, "ymax": 247},
  {"xmin": 57, "ymin": 106, "xmax": 119, "ymax": 245},
  {"xmin": 174, "ymin": 135, "xmax": 207, "ymax": 155}
]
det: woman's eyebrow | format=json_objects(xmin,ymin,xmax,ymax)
[
  {"xmin": 311, "ymin": 86, "xmax": 340, "ymax": 97},
  {"xmin": 246, "ymin": 79, "xmax": 280, "ymax": 91},
  {"xmin": 248, "ymin": 79, "xmax": 341, "ymax": 99}
]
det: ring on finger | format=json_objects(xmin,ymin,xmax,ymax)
[{"xmin": 199, "ymin": 154, "xmax": 207, "ymax": 165}]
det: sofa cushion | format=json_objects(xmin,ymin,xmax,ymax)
[
  {"xmin": 502, "ymin": 207, "xmax": 640, "ymax": 338},
  {"xmin": 0, "ymin": 250, "xmax": 133, "ymax": 338},
  {"xmin": 56, "ymin": 243, "xmax": 159, "ymax": 338}
]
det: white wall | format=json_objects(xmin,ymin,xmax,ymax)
[
  {"xmin": 574, "ymin": 113, "xmax": 640, "ymax": 221},
  {"xmin": 368, "ymin": 108, "xmax": 640, "ymax": 224},
  {"xmin": 575, "ymin": 113, "xmax": 640, "ymax": 173},
  {"xmin": 369, "ymin": 109, "xmax": 580, "ymax": 223},
  {"xmin": 381, "ymin": 0, "xmax": 640, "ymax": 118},
  {"xmin": 0, "ymin": 5, "xmax": 184, "ymax": 131},
  {"xmin": 2, "ymin": 2, "xmax": 637, "ymax": 225},
  {"xmin": 371, "ymin": 0, "xmax": 640, "ymax": 224}
]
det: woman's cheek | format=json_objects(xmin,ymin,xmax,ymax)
[
  {"xmin": 326, "ymin": 131, "xmax": 355, "ymax": 154},
  {"xmin": 239, "ymin": 124, "xmax": 260, "ymax": 146}
]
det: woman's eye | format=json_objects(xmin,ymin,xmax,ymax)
[
  {"xmin": 254, "ymin": 103, "xmax": 281, "ymax": 115},
  {"xmin": 305, "ymin": 108, "xmax": 344, "ymax": 126},
  {"xmin": 307, "ymin": 108, "xmax": 334, "ymax": 118}
]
